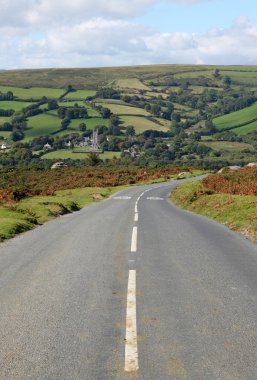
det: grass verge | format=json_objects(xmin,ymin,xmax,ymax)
[
  {"xmin": 0, "ymin": 186, "xmax": 124, "ymax": 241},
  {"xmin": 170, "ymin": 181, "xmax": 257, "ymax": 242}
]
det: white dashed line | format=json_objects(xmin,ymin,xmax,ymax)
[
  {"xmin": 113, "ymin": 196, "xmax": 132, "ymax": 200},
  {"xmin": 124, "ymin": 270, "xmax": 138, "ymax": 372},
  {"xmin": 134, "ymin": 213, "xmax": 139, "ymax": 222},
  {"xmin": 131, "ymin": 227, "xmax": 137, "ymax": 253}
]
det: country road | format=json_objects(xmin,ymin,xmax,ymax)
[{"xmin": 1, "ymin": 178, "xmax": 257, "ymax": 379}]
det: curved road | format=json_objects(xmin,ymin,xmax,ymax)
[{"xmin": 1, "ymin": 178, "xmax": 257, "ymax": 379}]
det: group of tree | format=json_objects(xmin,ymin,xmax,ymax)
[
  {"xmin": 0, "ymin": 91, "xmax": 14, "ymax": 101},
  {"xmin": 57, "ymin": 106, "xmax": 88, "ymax": 120}
]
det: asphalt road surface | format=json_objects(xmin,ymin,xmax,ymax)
[{"xmin": 1, "ymin": 178, "xmax": 257, "ymax": 379}]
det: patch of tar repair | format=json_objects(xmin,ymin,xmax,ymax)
[{"xmin": 166, "ymin": 356, "xmax": 187, "ymax": 378}]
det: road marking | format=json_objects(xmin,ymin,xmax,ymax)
[
  {"xmin": 135, "ymin": 205, "xmax": 138, "ymax": 213},
  {"xmin": 134, "ymin": 213, "xmax": 139, "ymax": 222},
  {"xmin": 125, "ymin": 270, "xmax": 139, "ymax": 373},
  {"xmin": 131, "ymin": 227, "xmax": 137, "ymax": 253},
  {"xmin": 146, "ymin": 197, "xmax": 164, "ymax": 200},
  {"xmin": 113, "ymin": 196, "xmax": 132, "ymax": 200}
]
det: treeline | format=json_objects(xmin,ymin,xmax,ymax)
[{"xmin": 0, "ymin": 91, "xmax": 14, "ymax": 101}]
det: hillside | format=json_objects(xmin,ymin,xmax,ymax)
[{"xmin": 0, "ymin": 64, "xmax": 257, "ymax": 169}]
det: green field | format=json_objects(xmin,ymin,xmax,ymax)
[
  {"xmin": 64, "ymin": 90, "xmax": 96, "ymax": 100},
  {"xmin": 219, "ymin": 70, "xmax": 257, "ymax": 86},
  {"xmin": 144, "ymin": 91, "xmax": 169, "ymax": 99},
  {"xmin": 0, "ymin": 86, "xmax": 65, "ymax": 99},
  {"xmin": 233, "ymin": 121, "xmax": 257, "ymax": 135},
  {"xmin": 41, "ymin": 149, "xmax": 121, "ymax": 160},
  {"xmin": 213, "ymin": 102, "xmax": 257, "ymax": 131},
  {"xmin": 202, "ymin": 141, "xmax": 254, "ymax": 151},
  {"xmin": 96, "ymin": 103, "xmax": 150, "ymax": 116},
  {"xmin": 70, "ymin": 117, "xmax": 109, "ymax": 130},
  {"xmin": 0, "ymin": 116, "xmax": 12, "ymax": 124},
  {"xmin": 26, "ymin": 113, "xmax": 61, "ymax": 140},
  {"xmin": 114, "ymin": 78, "xmax": 150, "ymax": 91},
  {"xmin": 0, "ymin": 100, "xmax": 34, "ymax": 111},
  {"xmin": 120, "ymin": 116, "xmax": 169, "ymax": 133}
]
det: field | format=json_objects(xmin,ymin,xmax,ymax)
[
  {"xmin": 41, "ymin": 150, "xmax": 121, "ymax": 160},
  {"xmin": 64, "ymin": 90, "xmax": 96, "ymax": 100},
  {"xmin": 0, "ymin": 64, "xmax": 257, "ymax": 167},
  {"xmin": 213, "ymin": 102, "xmax": 257, "ymax": 132},
  {"xmin": 0, "ymin": 86, "xmax": 65, "ymax": 99},
  {"xmin": 202, "ymin": 141, "xmax": 254, "ymax": 152},
  {"xmin": 96, "ymin": 103, "xmax": 150, "ymax": 116},
  {"xmin": 233, "ymin": 121, "xmax": 257, "ymax": 135},
  {"xmin": 114, "ymin": 78, "xmax": 151, "ymax": 91},
  {"xmin": 120, "ymin": 116, "xmax": 169, "ymax": 133},
  {"xmin": 69, "ymin": 117, "xmax": 109, "ymax": 130},
  {"xmin": 26, "ymin": 113, "xmax": 61, "ymax": 140},
  {"xmin": 0, "ymin": 100, "xmax": 34, "ymax": 111}
]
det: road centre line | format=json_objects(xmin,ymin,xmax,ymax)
[
  {"xmin": 113, "ymin": 196, "xmax": 132, "ymax": 200},
  {"xmin": 131, "ymin": 227, "xmax": 137, "ymax": 253},
  {"xmin": 134, "ymin": 213, "xmax": 138, "ymax": 222},
  {"xmin": 124, "ymin": 270, "xmax": 139, "ymax": 372},
  {"xmin": 135, "ymin": 205, "xmax": 138, "ymax": 213}
]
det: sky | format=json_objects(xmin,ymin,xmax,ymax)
[{"xmin": 1, "ymin": 0, "xmax": 257, "ymax": 69}]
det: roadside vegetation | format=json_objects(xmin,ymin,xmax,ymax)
[
  {"xmin": 171, "ymin": 167, "xmax": 257, "ymax": 242},
  {"xmin": 0, "ymin": 165, "xmax": 199, "ymax": 241}
]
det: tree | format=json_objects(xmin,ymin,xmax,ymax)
[
  {"xmin": 61, "ymin": 118, "xmax": 70, "ymax": 130},
  {"xmin": 223, "ymin": 76, "xmax": 232, "ymax": 87},
  {"xmin": 86, "ymin": 152, "xmax": 101, "ymax": 166},
  {"xmin": 78, "ymin": 122, "xmax": 87, "ymax": 131},
  {"xmin": 213, "ymin": 69, "xmax": 220, "ymax": 78},
  {"xmin": 48, "ymin": 99, "xmax": 58, "ymax": 110},
  {"xmin": 150, "ymin": 104, "xmax": 161, "ymax": 117},
  {"xmin": 125, "ymin": 125, "xmax": 135, "ymax": 136}
]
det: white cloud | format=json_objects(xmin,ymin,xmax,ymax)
[{"xmin": 0, "ymin": 0, "xmax": 257, "ymax": 69}]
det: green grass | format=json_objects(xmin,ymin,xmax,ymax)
[
  {"xmin": 96, "ymin": 103, "xmax": 150, "ymax": 116},
  {"xmin": 114, "ymin": 78, "xmax": 150, "ymax": 90},
  {"xmin": 0, "ymin": 206, "xmax": 36, "ymax": 240},
  {"xmin": 0, "ymin": 86, "xmax": 65, "ymax": 99},
  {"xmin": 120, "ymin": 116, "xmax": 169, "ymax": 133},
  {"xmin": 41, "ymin": 149, "xmax": 121, "ymax": 160},
  {"xmin": 0, "ymin": 131, "xmax": 11, "ymax": 139},
  {"xmin": 174, "ymin": 70, "xmax": 213, "ymax": 79},
  {"xmin": 0, "ymin": 100, "xmax": 34, "ymax": 111},
  {"xmin": 171, "ymin": 181, "xmax": 257, "ymax": 242},
  {"xmin": 219, "ymin": 70, "xmax": 257, "ymax": 85},
  {"xmin": 213, "ymin": 102, "xmax": 257, "ymax": 131},
  {"xmin": 202, "ymin": 141, "xmax": 254, "ymax": 151},
  {"xmin": 69, "ymin": 117, "xmax": 109, "ymax": 130},
  {"xmin": 0, "ymin": 116, "xmax": 12, "ymax": 124},
  {"xmin": 233, "ymin": 121, "xmax": 257, "ymax": 135},
  {"xmin": 25, "ymin": 113, "xmax": 61, "ymax": 140},
  {"xmin": 144, "ymin": 91, "xmax": 169, "ymax": 99},
  {"xmin": 0, "ymin": 186, "xmax": 124, "ymax": 240},
  {"xmin": 64, "ymin": 90, "xmax": 96, "ymax": 100}
]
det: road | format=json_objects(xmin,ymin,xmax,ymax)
[{"xmin": 1, "ymin": 178, "xmax": 257, "ymax": 379}]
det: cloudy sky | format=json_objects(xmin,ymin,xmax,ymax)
[{"xmin": 1, "ymin": 0, "xmax": 257, "ymax": 69}]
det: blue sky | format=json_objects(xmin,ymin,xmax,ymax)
[
  {"xmin": 136, "ymin": 0, "xmax": 257, "ymax": 32},
  {"xmin": 1, "ymin": 0, "xmax": 257, "ymax": 69}
]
